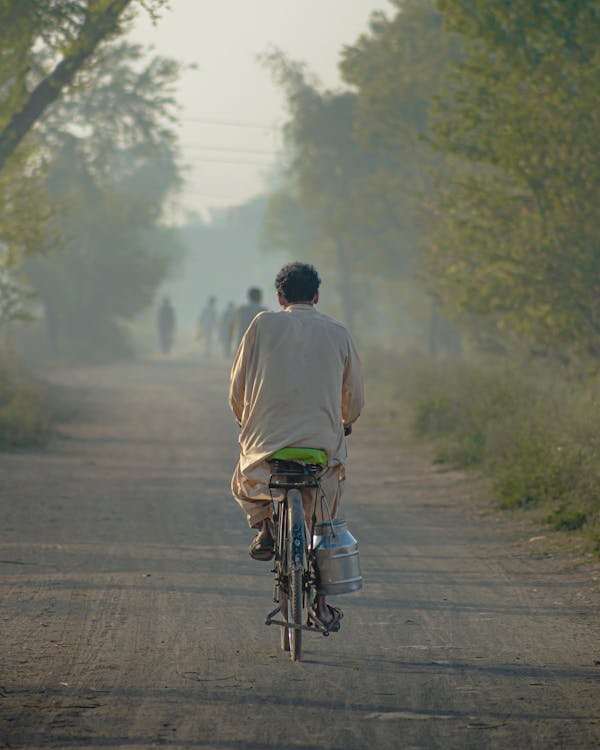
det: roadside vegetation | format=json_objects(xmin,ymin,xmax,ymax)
[
  {"xmin": 0, "ymin": 351, "xmax": 61, "ymax": 448},
  {"xmin": 366, "ymin": 350, "xmax": 600, "ymax": 552},
  {"xmin": 0, "ymin": 2, "xmax": 178, "ymax": 446}
]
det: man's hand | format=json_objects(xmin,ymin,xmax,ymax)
[{"xmin": 343, "ymin": 424, "xmax": 352, "ymax": 436}]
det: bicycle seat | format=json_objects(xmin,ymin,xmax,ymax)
[
  {"xmin": 268, "ymin": 447, "xmax": 327, "ymax": 490},
  {"xmin": 268, "ymin": 447, "xmax": 328, "ymax": 466}
]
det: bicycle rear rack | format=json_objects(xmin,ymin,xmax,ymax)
[{"xmin": 268, "ymin": 460, "xmax": 321, "ymax": 491}]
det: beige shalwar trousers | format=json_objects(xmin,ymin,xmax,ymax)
[{"xmin": 233, "ymin": 463, "xmax": 345, "ymax": 529}]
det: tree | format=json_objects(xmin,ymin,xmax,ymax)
[
  {"xmin": 0, "ymin": 0, "xmax": 168, "ymax": 172},
  {"xmin": 340, "ymin": 1, "xmax": 458, "ymax": 151},
  {"xmin": 429, "ymin": 0, "xmax": 600, "ymax": 359},
  {"xmin": 0, "ymin": 1, "xmax": 170, "ymax": 331},
  {"xmin": 338, "ymin": 0, "xmax": 462, "ymax": 350},
  {"xmin": 25, "ymin": 152, "xmax": 181, "ymax": 358},
  {"xmin": 22, "ymin": 42, "xmax": 184, "ymax": 359},
  {"xmin": 0, "ymin": 264, "xmax": 37, "ymax": 326},
  {"xmin": 262, "ymin": 50, "xmax": 419, "ymax": 330}
]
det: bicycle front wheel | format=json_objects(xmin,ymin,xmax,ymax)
[{"xmin": 287, "ymin": 489, "xmax": 305, "ymax": 661}]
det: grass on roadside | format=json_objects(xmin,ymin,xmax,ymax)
[
  {"xmin": 366, "ymin": 349, "xmax": 600, "ymax": 551},
  {"xmin": 0, "ymin": 351, "xmax": 74, "ymax": 448}
]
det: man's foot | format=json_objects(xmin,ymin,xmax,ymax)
[
  {"xmin": 308, "ymin": 600, "xmax": 343, "ymax": 632},
  {"xmin": 249, "ymin": 519, "xmax": 274, "ymax": 561}
]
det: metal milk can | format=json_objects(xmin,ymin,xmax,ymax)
[{"xmin": 312, "ymin": 518, "xmax": 363, "ymax": 595}]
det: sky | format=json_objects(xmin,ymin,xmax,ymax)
[{"xmin": 128, "ymin": 0, "xmax": 393, "ymax": 220}]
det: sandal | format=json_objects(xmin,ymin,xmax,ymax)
[
  {"xmin": 249, "ymin": 533, "xmax": 274, "ymax": 561},
  {"xmin": 308, "ymin": 603, "xmax": 343, "ymax": 633}
]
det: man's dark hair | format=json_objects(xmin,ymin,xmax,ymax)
[
  {"xmin": 275, "ymin": 262, "xmax": 321, "ymax": 303},
  {"xmin": 248, "ymin": 287, "xmax": 262, "ymax": 303}
]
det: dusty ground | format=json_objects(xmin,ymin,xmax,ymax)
[{"xmin": 0, "ymin": 356, "xmax": 599, "ymax": 750}]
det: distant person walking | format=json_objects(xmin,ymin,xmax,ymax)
[
  {"xmin": 157, "ymin": 296, "xmax": 176, "ymax": 355},
  {"xmin": 197, "ymin": 296, "xmax": 218, "ymax": 356},
  {"xmin": 218, "ymin": 301, "xmax": 236, "ymax": 357},
  {"xmin": 233, "ymin": 287, "xmax": 267, "ymax": 351}
]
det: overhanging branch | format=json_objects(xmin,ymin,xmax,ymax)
[{"xmin": 0, "ymin": 0, "xmax": 133, "ymax": 173}]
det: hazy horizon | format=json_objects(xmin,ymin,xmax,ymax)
[{"xmin": 128, "ymin": 0, "xmax": 393, "ymax": 220}]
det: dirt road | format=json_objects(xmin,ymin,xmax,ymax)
[{"xmin": 1, "ymin": 357, "xmax": 599, "ymax": 749}]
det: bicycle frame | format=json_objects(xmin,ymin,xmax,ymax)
[{"xmin": 264, "ymin": 461, "xmax": 332, "ymax": 659}]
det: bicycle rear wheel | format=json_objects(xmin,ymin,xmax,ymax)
[
  {"xmin": 287, "ymin": 489, "xmax": 305, "ymax": 661},
  {"xmin": 274, "ymin": 503, "xmax": 291, "ymax": 652}
]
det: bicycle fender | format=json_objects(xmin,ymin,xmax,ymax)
[{"xmin": 288, "ymin": 491, "xmax": 307, "ymax": 571}]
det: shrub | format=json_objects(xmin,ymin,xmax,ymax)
[
  {"xmin": 396, "ymin": 353, "xmax": 600, "ymax": 543},
  {"xmin": 411, "ymin": 362, "xmax": 535, "ymax": 469},
  {"xmin": 0, "ymin": 355, "xmax": 56, "ymax": 447},
  {"xmin": 546, "ymin": 503, "xmax": 587, "ymax": 532},
  {"xmin": 488, "ymin": 408, "xmax": 570, "ymax": 507}
]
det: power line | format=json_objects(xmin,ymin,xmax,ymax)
[
  {"xmin": 180, "ymin": 117, "xmax": 282, "ymax": 130},
  {"xmin": 176, "ymin": 196, "xmax": 250, "ymax": 204},
  {"xmin": 181, "ymin": 156, "xmax": 280, "ymax": 167},
  {"xmin": 181, "ymin": 144, "xmax": 280, "ymax": 156},
  {"xmin": 181, "ymin": 194, "xmax": 254, "ymax": 201}
]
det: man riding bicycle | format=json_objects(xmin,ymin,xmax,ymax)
[{"xmin": 229, "ymin": 262, "xmax": 364, "ymax": 630}]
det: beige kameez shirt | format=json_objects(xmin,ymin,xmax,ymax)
[{"xmin": 229, "ymin": 304, "xmax": 364, "ymax": 502}]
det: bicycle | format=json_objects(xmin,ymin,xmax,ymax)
[{"xmin": 264, "ymin": 446, "xmax": 339, "ymax": 662}]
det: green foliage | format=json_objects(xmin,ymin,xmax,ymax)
[
  {"xmin": 0, "ymin": 3, "xmax": 173, "ymax": 328},
  {"xmin": 0, "ymin": 163, "xmax": 57, "ymax": 259},
  {"xmin": 16, "ymin": 41, "xmax": 184, "ymax": 360},
  {"xmin": 260, "ymin": 3, "xmax": 463, "ymax": 345},
  {"xmin": 403, "ymin": 354, "xmax": 600, "ymax": 542},
  {"xmin": 261, "ymin": 0, "xmax": 600, "ymax": 363},
  {"xmin": 341, "ymin": 0, "xmax": 459, "ymax": 152},
  {"xmin": 0, "ymin": 264, "xmax": 37, "ymax": 325},
  {"xmin": 0, "ymin": 136, "xmax": 59, "ymax": 320},
  {"xmin": 259, "ymin": 188, "xmax": 330, "ymax": 266},
  {"xmin": 412, "ymin": 361, "xmax": 535, "ymax": 466},
  {"xmin": 430, "ymin": 0, "xmax": 600, "ymax": 359},
  {"xmin": 261, "ymin": 52, "xmax": 376, "ymax": 327},
  {"xmin": 546, "ymin": 504, "xmax": 587, "ymax": 532},
  {"xmin": 25, "ymin": 151, "xmax": 181, "ymax": 359},
  {"xmin": 41, "ymin": 42, "xmax": 180, "ymax": 164},
  {"xmin": 0, "ymin": 355, "xmax": 54, "ymax": 447},
  {"xmin": 262, "ymin": 43, "xmax": 444, "ymax": 326},
  {"xmin": 0, "ymin": 0, "xmax": 169, "ymax": 171},
  {"xmin": 338, "ymin": 0, "xmax": 463, "ymax": 285},
  {"xmin": 488, "ymin": 409, "xmax": 586, "ymax": 509}
]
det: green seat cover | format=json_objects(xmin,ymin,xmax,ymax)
[{"xmin": 269, "ymin": 447, "xmax": 328, "ymax": 466}]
